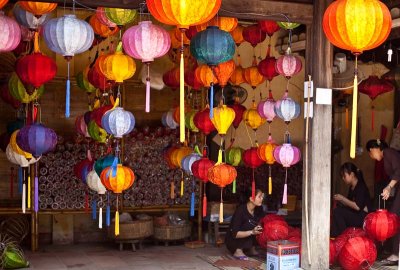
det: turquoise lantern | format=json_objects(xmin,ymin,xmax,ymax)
[{"xmin": 94, "ymin": 155, "xmax": 119, "ymax": 177}]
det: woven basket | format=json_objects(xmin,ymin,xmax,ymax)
[
  {"xmin": 153, "ymin": 224, "xmax": 191, "ymax": 241},
  {"xmin": 108, "ymin": 219, "xmax": 153, "ymax": 240}
]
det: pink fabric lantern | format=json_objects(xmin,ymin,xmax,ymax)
[
  {"xmin": 275, "ymin": 53, "xmax": 302, "ymax": 79},
  {"xmin": 0, "ymin": 12, "xmax": 21, "ymax": 53},
  {"xmin": 273, "ymin": 143, "xmax": 301, "ymax": 204},
  {"xmin": 257, "ymin": 90, "xmax": 276, "ymax": 124},
  {"xmin": 122, "ymin": 21, "xmax": 171, "ymax": 113}
]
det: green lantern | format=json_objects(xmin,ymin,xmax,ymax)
[
  {"xmin": 104, "ymin": 8, "xmax": 137, "ymax": 26},
  {"xmin": 76, "ymin": 67, "xmax": 96, "ymax": 93},
  {"xmin": 185, "ymin": 110, "xmax": 199, "ymax": 132},
  {"xmin": 277, "ymin": 22, "xmax": 301, "ymax": 30},
  {"xmin": 8, "ymin": 73, "xmax": 44, "ymax": 103},
  {"xmin": 88, "ymin": 120, "xmax": 107, "ymax": 143},
  {"xmin": 226, "ymin": 147, "xmax": 244, "ymax": 166}
]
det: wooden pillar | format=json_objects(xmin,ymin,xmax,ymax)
[
  {"xmin": 301, "ymin": 0, "xmax": 333, "ymax": 269},
  {"xmin": 30, "ymin": 164, "xmax": 38, "ymax": 251}
]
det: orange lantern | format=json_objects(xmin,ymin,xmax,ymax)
[
  {"xmin": 89, "ymin": 15, "xmax": 119, "ymax": 38},
  {"xmin": 243, "ymin": 101, "xmax": 266, "ymax": 131},
  {"xmin": 243, "ymin": 57, "xmax": 265, "ymax": 90},
  {"xmin": 230, "ymin": 25, "xmax": 244, "ymax": 46},
  {"xmin": 19, "ymin": 1, "xmax": 57, "ymax": 16},
  {"xmin": 208, "ymin": 163, "xmax": 237, "ymax": 223},
  {"xmin": 214, "ymin": 59, "xmax": 236, "ymax": 88},
  {"xmin": 0, "ymin": 0, "xmax": 8, "ymax": 9},
  {"xmin": 147, "ymin": 0, "xmax": 222, "ymax": 143},
  {"xmin": 257, "ymin": 135, "xmax": 277, "ymax": 194},
  {"xmin": 197, "ymin": 16, "xmax": 238, "ymax": 32},
  {"xmin": 196, "ymin": 64, "xmax": 218, "ymax": 87},
  {"xmin": 323, "ymin": 0, "xmax": 391, "ymax": 159},
  {"xmin": 229, "ymin": 65, "xmax": 245, "ymax": 86}
]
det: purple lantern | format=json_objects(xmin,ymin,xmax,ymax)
[
  {"xmin": 257, "ymin": 90, "xmax": 276, "ymax": 123},
  {"xmin": 274, "ymin": 91, "xmax": 300, "ymax": 124},
  {"xmin": 0, "ymin": 12, "xmax": 21, "ymax": 53},
  {"xmin": 16, "ymin": 123, "xmax": 57, "ymax": 157},
  {"xmin": 275, "ymin": 52, "xmax": 302, "ymax": 79}
]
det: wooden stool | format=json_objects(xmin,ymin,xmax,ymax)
[{"xmin": 116, "ymin": 239, "xmax": 142, "ymax": 251}]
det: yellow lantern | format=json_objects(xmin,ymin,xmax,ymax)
[
  {"xmin": 10, "ymin": 130, "xmax": 32, "ymax": 159},
  {"xmin": 211, "ymin": 105, "xmax": 235, "ymax": 136},
  {"xmin": 101, "ymin": 42, "xmax": 136, "ymax": 83},
  {"xmin": 243, "ymin": 102, "xmax": 266, "ymax": 130},
  {"xmin": 197, "ymin": 17, "xmax": 238, "ymax": 32}
]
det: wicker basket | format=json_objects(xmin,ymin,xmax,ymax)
[
  {"xmin": 108, "ymin": 219, "xmax": 154, "ymax": 240},
  {"xmin": 153, "ymin": 224, "xmax": 191, "ymax": 241}
]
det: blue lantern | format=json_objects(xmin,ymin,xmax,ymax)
[
  {"xmin": 101, "ymin": 107, "xmax": 135, "ymax": 138},
  {"xmin": 274, "ymin": 91, "xmax": 301, "ymax": 124},
  {"xmin": 181, "ymin": 153, "xmax": 201, "ymax": 175},
  {"xmin": 16, "ymin": 123, "xmax": 57, "ymax": 158},
  {"xmin": 190, "ymin": 26, "xmax": 235, "ymax": 66}
]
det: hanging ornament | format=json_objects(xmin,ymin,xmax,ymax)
[
  {"xmin": 243, "ymin": 56, "xmax": 265, "ymax": 91},
  {"xmin": 94, "ymin": 155, "xmax": 118, "ymax": 177},
  {"xmin": 102, "ymin": 107, "xmax": 135, "ymax": 138},
  {"xmin": 211, "ymin": 104, "xmax": 235, "ymax": 136},
  {"xmin": 275, "ymin": 52, "xmax": 302, "ymax": 79},
  {"xmin": 91, "ymin": 105, "xmax": 113, "ymax": 128},
  {"xmin": 338, "ymin": 236, "xmax": 377, "ymax": 270},
  {"xmin": 214, "ymin": 59, "xmax": 236, "ymax": 88},
  {"xmin": 87, "ymin": 120, "xmax": 107, "ymax": 143},
  {"xmin": 193, "ymin": 106, "xmax": 216, "ymax": 135},
  {"xmin": 277, "ymin": 22, "xmax": 301, "ymax": 30},
  {"xmin": 242, "ymin": 24, "xmax": 266, "ymax": 47},
  {"xmin": 258, "ymin": 90, "xmax": 276, "ymax": 126},
  {"xmin": 18, "ymin": 1, "xmax": 57, "ymax": 17},
  {"xmin": 89, "ymin": 15, "xmax": 119, "ymax": 38},
  {"xmin": 181, "ymin": 153, "xmax": 201, "ymax": 216},
  {"xmin": 226, "ymin": 147, "xmax": 244, "ymax": 167},
  {"xmin": 274, "ymin": 91, "xmax": 301, "ymax": 124},
  {"xmin": 123, "ymin": 21, "xmax": 171, "ymax": 112},
  {"xmin": 257, "ymin": 135, "xmax": 277, "ymax": 194},
  {"xmin": 363, "ymin": 209, "xmax": 398, "ymax": 242},
  {"xmin": 0, "ymin": 12, "xmax": 21, "ymax": 53},
  {"xmin": 243, "ymin": 147, "xmax": 264, "ymax": 199},
  {"xmin": 96, "ymin": 7, "xmax": 117, "ymax": 29},
  {"xmin": 10, "ymin": 130, "xmax": 32, "ymax": 160},
  {"xmin": 243, "ymin": 101, "xmax": 266, "ymax": 131},
  {"xmin": 104, "ymin": 8, "xmax": 137, "ymax": 27},
  {"xmin": 195, "ymin": 64, "xmax": 218, "ymax": 117},
  {"xmin": 87, "ymin": 169, "xmax": 107, "ymax": 228},
  {"xmin": 17, "ymin": 123, "xmax": 57, "ymax": 158},
  {"xmin": 192, "ymin": 156, "xmax": 215, "ymax": 217}
]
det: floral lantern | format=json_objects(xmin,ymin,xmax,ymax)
[
  {"xmin": 88, "ymin": 121, "xmax": 107, "ymax": 143},
  {"xmin": 244, "ymin": 102, "xmax": 266, "ymax": 131},
  {"xmin": 275, "ymin": 91, "xmax": 301, "ymax": 124},
  {"xmin": 363, "ymin": 209, "xmax": 398, "ymax": 242},
  {"xmin": 338, "ymin": 236, "xmax": 377, "ymax": 270},
  {"xmin": 43, "ymin": 14, "xmax": 94, "ymax": 117},
  {"xmin": 243, "ymin": 147, "xmax": 264, "ymax": 199},
  {"xmin": 101, "ymin": 107, "xmax": 135, "ymax": 138},
  {"xmin": 0, "ymin": 12, "xmax": 21, "ymax": 53},
  {"xmin": 100, "ymin": 163, "xmax": 135, "ymax": 235},
  {"xmin": 122, "ymin": 21, "xmax": 170, "ymax": 112},
  {"xmin": 8, "ymin": 73, "xmax": 44, "ymax": 103},
  {"xmin": 191, "ymin": 157, "xmax": 215, "ymax": 217},
  {"xmin": 197, "ymin": 16, "xmax": 238, "ymax": 32},
  {"xmin": 323, "ymin": 0, "xmax": 391, "ymax": 159},
  {"xmin": 358, "ymin": 75, "xmax": 394, "ymax": 130},
  {"xmin": 242, "ymin": 24, "xmax": 266, "ymax": 47},
  {"xmin": 18, "ymin": 1, "xmax": 57, "ymax": 16},
  {"xmin": 276, "ymin": 53, "xmax": 302, "ymax": 79},
  {"xmin": 17, "ymin": 123, "xmax": 57, "ymax": 158},
  {"xmin": 163, "ymin": 67, "xmax": 180, "ymax": 89},
  {"xmin": 13, "ymin": 3, "xmax": 49, "ymax": 30},
  {"xmin": 258, "ymin": 135, "xmax": 277, "ymax": 194},
  {"xmin": 75, "ymin": 115, "xmax": 89, "ymax": 137},
  {"xmin": 94, "ymin": 155, "xmax": 118, "ymax": 176},
  {"xmin": 76, "ymin": 67, "xmax": 96, "ymax": 94},
  {"xmin": 193, "ymin": 106, "xmax": 216, "ymax": 135},
  {"xmin": 87, "ymin": 169, "xmax": 107, "ymax": 228},
  {"xmin": 0, "ymin": 0, "xmax": 8, "ymax": 9},
  {"xmin": 96, "ymin": 7, "xmax": 117, "ymax": 29},
  {"xmin": 214, "ymin": 59, "xmax": 236, "ymax": 89},
  {"xmin": 258, "ymin": 20, "xmax": 280, "ymax": 37},
  {"xmin": 10, "ymin": 130, "xmax": 32, "ymax": 159},
  {"xmin": 229, "ymin": 98, "xmax": 246, "ymax": 130},
  {"xmin": 208, "ymin": 163, "xmax": 237, "ymax": 222},
  {"xmin": 104, "ymin": 8, "xmax": 137, "ymax": 27},
  {"xmin": 274, "ymin": 143, "xmax": 301, "ymax": 204},
  {"xmin": 89, "ymin": 15, "xmax": 118, "ymax": 38},
  {"xmin": 16, "ymin": 33, "xmax": 57, "ymax": 89}
]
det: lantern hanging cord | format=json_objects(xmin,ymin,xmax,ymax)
[
  {"xmin": 244, "ymin": 121, "xmax": 254, "ymax": 147},
  {"xmin": 218, "ymin": 10, "xmax": 292, "ymax": 24}
]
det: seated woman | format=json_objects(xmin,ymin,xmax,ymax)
[
  {"xmin": 331, "ymin": 162, "xmax": 372, "ymax": 237},
  {"xmin": 225, "ymin": 188, "xmax": 265, "ymax": 260}
]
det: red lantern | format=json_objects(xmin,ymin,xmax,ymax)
[
  {"xmin": 359, "ymin": 76, "xmax": 394, "ymax": 131},
  {"xmin": 243, "ymin": 147, "xmax": 264, "ymax": 199},
  {"xmin": 261, "ymin": 219, "xmax": 289, "ymax": 241},
  {"xmin": 193, "ymin": 106, "xmax": 216, "ymax": 135},
  {"xmin": 258, "ymin": 20, "xmax": 280, "ymax": 37},
  {"xmin": 242, "ymin": 24, "xmax": 266, "ymax": 47},
  {"xmin": 191, "ymin": 157, "xmax": 215, "ymax": 217},
  {"xmin": 334, "ymin": 227, "xmax": 366, "ymax": 257},
  {"xmin": 228, "ymin": 98, "xmax": 246, "ymax": 129},
  {"xmin": 338, "ymin": 236, "xmax": 377, "ymax": 270},
  {"xmin": 185, "ymin": 66, "xmax": 202, "ymax": 90},
  {"xmin": 260, "ymin": 214, "xmax": 285, "ymax": 224},
  {"xmin": 91, "ymin": 105, "xmax": 112, "ymax": 128},
  {"xmin": 363, "ymin": 209, "xmax": 398, "ymax": 242},
  {"xmin": 88, "ymin": 65, "xmax": 114, "ymax": 91},
  {"xmin": 163, "ymin": 67, "xmax": 180, "ymax": 89}
]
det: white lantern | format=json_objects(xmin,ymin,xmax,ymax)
[
  {"xmin": 86, "ymin": 170, "xmax": 106, "ymax": 195},
  {"xmin": 0, "ymin": 12, "xmax": 21, "ymax": 53},
  {"xmin": 274, "ymin": 91, "xmax": 300, "ymax": 123},
  {"xmin": 101, "ymin": 107, "xmax": 135, "ymax": 138},
  {"xmin": 6, "ymin": 144, "xmax": 40, "ymax": 167},
  {"xmin": 13, "ymin": 3, "xmax": 49, "ymax": 30},
  {"xmin": 166, "ymin": 110, "xmax": 178, "ymax": 129},
  {"xmin": 181, "ymin": 153, "xmax": 201, "ymax": 175}
]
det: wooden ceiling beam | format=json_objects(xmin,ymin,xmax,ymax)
[{"xmin": 9, "ymin": 0, "xmax": 143, "ymax": 9}]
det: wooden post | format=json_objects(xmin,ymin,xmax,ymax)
[
  {"xmin": 30, "ymin": 164, "xmax": 38, "ymax": 251},
  {"xmin": 301, "ymin": 0, "xmax": 333, "ymax": 269}
]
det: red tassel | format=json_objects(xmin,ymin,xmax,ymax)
[
  {"xmin": 371, "ymin": 106, "xmax": 374, "ymax": 131},
  {"xmin": 10, "ymin": 167, "xmax": 14, "ymax": 199},
  {"xmin": 202, "ymin": 195, "xmax": 207, "ymax": 217},
  {"xmin": 252, "ymin": 180, "xmax": 255, "ymax": 201},
  {"xmin": 33, "ymin": 106, "xmax": 38, "ymax": 122}
]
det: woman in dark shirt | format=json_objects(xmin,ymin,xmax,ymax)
[
  {"xmin": 331, "ymin": 162, "xmax": 372, "ymax": 237},
  {"xmin": 367, "ymin": 139, "xmax": 400, "ymax": 265},
  {"xmin": 225, "ymin": 188, "xmax": 265, "ymax": 260}
]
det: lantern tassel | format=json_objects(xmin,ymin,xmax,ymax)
[
  {"xmin": 10, "ymin": 167, "xmax": 14, "ymax": 199},
  {"xmin": 217, "ymin": 149, "xmax": 222, "ymax": 164},
  {"xmin": 179, "ymin": 49, "xmax": 185, "ymax": 143},
  {"xmin": 209, "ymin": 84, "xmax": 214, "ymax": 119},
  {"xmin": 190, "ymin": 192, "xmax": 195, "ymax": 217},
  {"xmin": 219, "ymin": 202, "xmax": 223, "ymax": 223},
  {"xmin": 170, "ymin": 181, "xmax": 175, "ymax": 199},
  {"xmin": 202, "ymin": 194, "xmax": 207, "ymax": 218},
  {"xmin": 180, "ymin": 178, "xmax": 184, "ymax": 197},
  {"xmin": 345, "ymin": 107, "xmax": 349, "ymax": 130},
  {"xmin": 115, "ymin": 210, "xmax": 119, "ymax": 236},
  {"xmin": 22, "ymin": 183, "xmax": 26, "ymax": 214},
  {"xmin": 65, "ymin": 62, "xmax": 71, "ymax": 118},
  {"xmin": 232, "ymin": 179, "xmax": 236, "ymax": 194},
  {"xmin": 269, "ymin": 176, "xmax": 272, "ymax": 195},
  {"xmin": 106, "ymin": 205, "xmax": 110, "ymax": 227},
  {"xmin": 99, "ymin": 207, "xmax": 103, "ymax": 229},
  {"xmin": 34, "ymin": 176, "xmax": 38, "ymax": 213},
  {"xmin": 92, "ymin": 199, "xmax": 97, "ymax": 220},
  {"xmin": 145, "ymin": 64, "xmax": 151, "ymax": 113},
  {"xmin": 18, "ymin": 167, "xmax": 22, "ymax": 194},
  {"xmin": 371, "ymin": 105, "xmax": 374, "ymax": 131},
  {"xmin": 282, "ymin": 183, "xmax": 288, "ymax": 205},
  {"xmin": 350, "ymin": 56, "xmax": 358, "ymax": 159},
  {"xmin": 27, "ymin": 175, "xmax": 31, "ymax": 209}
]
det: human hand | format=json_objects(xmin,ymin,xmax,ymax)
[
  {"xmin": 252, "ymin": 226, "xmax": 263, "ymax": 235},
  {"xmin": 381, "ymin": 186, "xmax": 391, "ymax": 200},
  {"xmin": 333, "ymin": 194, "xmax": 345, "ymax": 202}
]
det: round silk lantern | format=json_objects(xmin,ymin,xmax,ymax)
[
  {"xmin": 242, "ymin": 24, "xmax": 266, "ymax": 47},
  {"xmin": 87, "ymin": 64, "xmax": 112, "ymax": 91},
  {"xmin": 15, "ymin": 33, "xmax": 57, "ymax": 89},
  {"xmin": 197, "ymin": 16, "xmax": 238, "ymax": 32},
  {"xmin": 243, "ymin": 102, "xmax": 266, "ymax": 131},
  {"xmin": 243, "ymin": 57, "xmax": 265, "ymax": 89},
  {"xmin": 13, "ymin": 3, "xmax": 49, "ymax": 30},
  {"xmin": 363, "ymin": 209, "xmax": 398, "ymax": 242},
  {"xmin": 74, "ymin": 158, "xmax": 93, "ymax": 183},
  {"xmin": 185, "ymin": 110, "xmax": 199, "ymax": 132},
  {"xmin": 208, "ymin": 163, "xmax": 237, "ymax": 222},
  {"xmin": 274, "ymin": 142, "xmax": 301, "ymax": 204},
  {"xmin": 94, "ymin": 155, "xmax": 118, "ymax": 177},
  {"xmin": 76, "ymin": 67, "xmax": 96, "ymax": 93},
  {"xmin": 258, "ymin": 135, "xmax": 277, "ymax": 194},
  {"xmin": 323, "ymin": 0, "xmax": 391, "ymax": 159},
  {"xmin": 276, "ymin": 53, "xmax": 302, "ymax": 79},
  {"xmin": 0, "ymin": 12, "xmax": 21, "ymax": 53},
  {"xmin": 104, "ymin": 8, "xmax": 137, "ymax": 26},
  {"xmin": 229, "ymin": 65, "xmax": 245, "ymax": 86},
  {"xmin": 122, "ymin": 21, "xmax": 170, "ymax": 112},
  {"xmin": 230, "ymin": 25, "xmax": 244, "ymax": 46},
  {"xmin": 101, "ymin": 107, "xmax": 135, "ymax": 138},
  {"xmin": 101, "ymin": 42, "xmax": 136, "ymax": 83},
  {"xmin": 258, "ymin": 90, "xmax": 276, "ymax": 125},
  {"xmin": 190, "ymin": 26, "xmax": 235, "ymax": 66},
  {"xmin": 6, "ymin": 144, "xmax": 39, "ymax": 167},
  {"xmin": 18, "ymin": 1, "xmax": 56, "ymax": 16},
  {"xmin": 229, "ymin": 98, "xmax": 246, "ymax": 129},
  {"xmin": 88, "ymin": 121, "xmax": 107, "ymax": 143},
  {"xmin": 75, "ymin": 115, "xmax": 89, "ymax": 137},
  {"xmin": 163, "ymin": 67, "xmax": 180, "ymax": 89},
  {"xmin": 8, "ymin": 73, "xmax": 44, "ymax": 103},
  {"xmin": 226, "ymin": 147, "xmax": 244, "ymax": 167},
  {"xmin": 172, "ymin": 146, "xmax": 193, "ymax": 169},
  {"xmin": 89, "ymin": 15, "xmax": 118, "ymax": 38},
  {"xmin": 338, "ymin": 236, "xmax": 377, "ymax": 270},
  {"xmin": 43, "ymin": 14, "xmax": 94, "ymax": 118},
  {"xmin": 193, "ymin": 106, "xmax": 216, "ymax": 135},
  {"xmin": 96, "ymin": 7, "xmax": 117, "ymax": 28},
  {"xmin": 191, "ymin": 156, "xmax": 215, "ymax": 217},
  {"xmin": 10, "ymin": 130, "xmax": 32, "ymax": 159},
  {"xmin": 258, "ymin": 20, "xmax": 280, "ymax": 37},
  {"xmin": 243, "ymin": 147, "xmax": 264, "ymax": 199},
  {"xmin": 258, "ymin": 56, "xmax": 278, "ymax": 82},
  {"xmin": 274, "ymin": 91, "xmax": 301, "ymax": 124},
  {"xmin": 335, "ymin": 227, "xmax": 366, "ymax": 257},
  {"xmin": 181, "ymin": 153, "xmax": 201, "ymax": 175},
  {"xmin": 214, "ymin": 60, "xmax": 236, "ymax": 88},
  {"xmin": 17, "ymin": 123, "xmax": 57, "ymax": 157}
]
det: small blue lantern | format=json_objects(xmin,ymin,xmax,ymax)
[
  {"xmin": 181, "ymin": 153, "xmax": 201, "ymax": 175},
  {"xmin": 16, "ymin": 123, "xmax": 57, "ymax": 158},
  {"xmin": 190, "ymin": 26, "xmax": 235, "ymax": 66},
  {"xmin": 101, "ymin": 107, "xmax": 135, "ymax": 138},
  {"xmin": 274, "ymin": 91, "xmax": 301, "ymax": 124}
]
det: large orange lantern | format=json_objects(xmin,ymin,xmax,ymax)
[
  {"xmin": 214, "ymin": 59, "xmax": 236, "ymax": 88},
  {"xmin": 323, "ymin": 0, "xmax": 391, "ymax": 159},
  {"xmin": 208, "ymin": 163, "xmax": 237, "ymax": 222},
  {"xmin": 146, "ymin": 0, "xmax": 222, "ymax": 143},
  {"xmin": 19, "ymin": 1, "xmax": 57, "ymax": 16},
  {"xmin": 257, "ymin": 135, "xmax": 277, "ymax": 194}
]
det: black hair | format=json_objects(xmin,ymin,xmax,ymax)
[
  {"xmin": 239, "ymin": 187, "xmax": 264, "ymax": 204},
  {"xmin": 340, "ymin": 162, "xmax": 365, "ymax": 183},
  {"xmin": 366, "ymin": 139, "xmax": 388, "ymax": 152}
]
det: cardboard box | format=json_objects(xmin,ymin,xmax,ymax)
[{"xmin": 266, "ymin": 240, "xmax": 300, "ymax": 270}]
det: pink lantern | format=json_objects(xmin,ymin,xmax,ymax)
[
  {"xmin": 75, "ymin": 115, "xmax": 89, "ymax": 137},
  {"xmin": 96, "ymin": 7, "xmax": 117, "ymax": 29},
  {"xmin": 257, "ymin": 90, "xmax": 276, "ymax": 124},
  {"xmin": 122, "ymin": 21, "xmax": 171, "ymax": 113},
  {"xmin": 273, "ymin": 143, "xmax": 301, "ymax": 204},
  {"xmin": 0, "ymin": 12, "xmax": 21, "ymax": 53},
  {"xmin": 275, "ymin": 53, "xmax": 302, "ymax": 79}
]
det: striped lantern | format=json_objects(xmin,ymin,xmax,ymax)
[
  {"xmin": 258, "ymin": 90, "xmax": 276, "ymax": 123},
  {"xmin": 274, "ymin": 91, "xmax": 301, "ymax": 124},
  {"xmin": 0, "ymin": 12, "xmax": 21, "ymax": 53},
  {"xmin": 275, "ymin": 52, "xmax": 302, "ymax": 79},
  {"xmin": 258, "ymin": 135, "xmax": 277, "ymax": 194},
  {"xmin": 16, "ymin": 123, "xmax": 57, "ymax": 158},
  {"xmin": 101, "ymin": 107, "xmax": 135, "ymax": 138}
]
